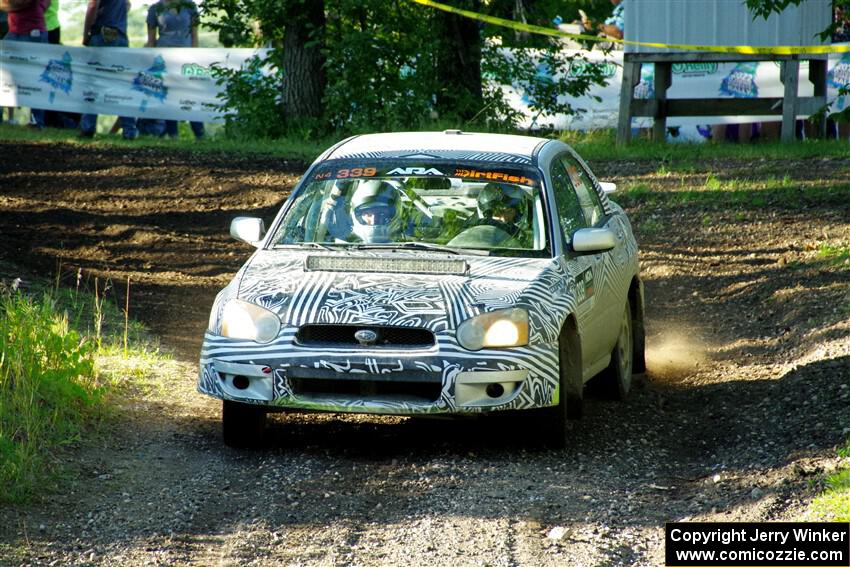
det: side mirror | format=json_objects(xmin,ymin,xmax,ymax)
[
  {"xmin": 230, "ymin": 217, "xmax": 266, "ymax": 247},
  {"xmin": 572, "ymin": 228, "xmax": 616, "ymax": 253},
  {"xmin": 599, "ymin": 181, "xmax": 617, "ymax": 194}
]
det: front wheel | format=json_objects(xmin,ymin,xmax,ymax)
[
  {"xmin": 542, "ymin": 319, "xmax": 583, "ymax": 449},
  {"xmin": 222, "ymin": 400, "xmax": 266, "ymax": 448},
  {"xmin": 600, "ymin": 299, "xmax": 634, "ymax": 400}
]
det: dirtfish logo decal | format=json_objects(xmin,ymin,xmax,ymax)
[
  {"xmin": 720, "ymin": 62, "xmax": 758, "ymax": 98},
  {"xmin": 672, "ymin": 62, "xmax": 718, "ymax": 76},
  {"xmin": 132, "ymin": 55, "xmax": 168, "ymax": 111},
  {"xmin": 387, "ymin": 167, "xmax": 444, "ymax": 176},
  {"xmin": 181, "ymin": 63, "xmax": 211, "ymax": 78},
  {"xmin": 40, "ymin": 51, "xmax": 73, "ymax": 104}
]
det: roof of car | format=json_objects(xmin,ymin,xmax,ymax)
[{"xmin": 323, "ymin": 131, "xmax": 551, "ymax": 165}]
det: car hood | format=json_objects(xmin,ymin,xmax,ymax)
[{"xmin": 235, "ymin": 249, "xmax": 563, "ymax": 333}]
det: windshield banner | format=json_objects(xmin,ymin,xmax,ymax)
[{"xmin": 0, "ymin": 41, "xmax": 267, "ymax": 122}]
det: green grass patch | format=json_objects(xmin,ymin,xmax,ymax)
[
  {"xmin": 808, "ymin": 437, "xmax": 850, "ymax": 521},
  {"xmin": 818, "ymin": 244, "xmax": 850, "ymax": 265},
  {"xmin": 5, "ymin": 125, "xmax": 850, "ymax": 170},
  {"xmin": 0, "ymin": 123, "xmax": 328, "ymax": 165},
  {"xmin": 561, "ymin": 129, "xmax": 850, "ymax": 164},
  {"xmin": 0, "ymin": 286, "xmax": 102, "ymax": 502},
  {"xmin": 0, "ymin": 269, "xmax": 168, "ymax": 503}
]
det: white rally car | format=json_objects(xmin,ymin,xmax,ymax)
[{"xmin": 200, "ymin": 131, "xmax": 644, "ymax": 448}]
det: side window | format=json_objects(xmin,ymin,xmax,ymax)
[
  {"xmin": 549, "ymin": 159, "xmax": 586, "ymax": 241},
  {"xmin": 560, "ymin": 155, "xmax": 605, "ymax": 227}
]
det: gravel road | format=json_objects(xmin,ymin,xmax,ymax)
[{"xmin": 0, "ymin": 142, "xmax": 848, "ymax": 566}]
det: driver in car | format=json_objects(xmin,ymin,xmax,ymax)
[{"xmin": 349, "ymin": 179, "xmax": 404, "ymax": 244}]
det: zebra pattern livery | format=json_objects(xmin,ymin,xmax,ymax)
[{"xmin": 199, "ymin": 225, "xmax": 639, "ymax": 416}]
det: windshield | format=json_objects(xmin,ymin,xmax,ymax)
[{"xmin": 271, "ymin": 160, "xmax": 549, "ymax": 256}]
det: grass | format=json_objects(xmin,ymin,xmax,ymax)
[
  {"xmin": 0, "ymin": 123, "xmax": 330, "ymax": 165},
  {"xmin": 807, "ymin": 437, "xmax": 850, "ymax": 521},
  {"xmin": 818, "ymin": 244, "xmax": 850, "ymax": 265},
  {"xmin": 560, "ymin": 128, "xmax": 850, "ymax": 164},
  {"xmin": 4, "ymin": 122, "xmax": 850, "ymax": 170},
  {"xmin": 0, "ymin": 266, "xmax": 168, "ymax": 504}
]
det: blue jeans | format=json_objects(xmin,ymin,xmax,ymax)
[
  {"xmin": 79, "ymin": 32, "xmax": 138, "ymax": 139},
  {"xmin": 164, "ymin": 119, "xmax": 205, "ymax": 139},
  {"xmin": 4, "ymin": 31, "xmax": 48, "ymax": 128}
]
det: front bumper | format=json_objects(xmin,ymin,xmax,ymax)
[{"xmin": 198, "ymin": 330, "xmax": 559, "ymax": 415}]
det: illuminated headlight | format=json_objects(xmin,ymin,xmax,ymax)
[
  {"xmin": 214, "ymin": 299, "xmax": 280, "ymax": 343},
  {"xmin": 456, "ymin": 308, "xmax": 529, "ymax": 351}
]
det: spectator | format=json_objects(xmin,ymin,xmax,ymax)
[
  {"xmin": 2, "ymin": 0, "xmax": 49, "ymax": 129},
  {"xmin": 0, "ymin": 10, "xmax": 14, "ymax": 125},
  {"xmin": 41, "ymin": 0, "xmax": 81, "ymax": 129},
  {"xmin": 581, "ymin": 0, "xmax": 625, "ymax": 41},
  {"xmin": 145, "ymin": 0, "xmax": 204, "ymax": 139},
  {"xmin": 79, "ymin": 0, "xmax": 138, "ymax": 139},
  {"xmin": 43, "ymin": 0, "xmax": 56, "ymax": 41}
]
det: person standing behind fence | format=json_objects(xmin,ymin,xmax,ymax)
[
  {"xmin": 2, "ymin": 0, "xmax": 49, "ymax": 129},
  {"xmin": 145, "ymin": 0, "xmax": 204, "ymax": 139},
  {"xmin": 581, "ymin": 0, "xmax": 625, "ymax": 41},
  {"xmin": 0, "ymin": 10, "xmax": 14, "ymax": 125},
  {"xmin": 79, "ymin": 0, "xmax": 138, "ymax": 139}
]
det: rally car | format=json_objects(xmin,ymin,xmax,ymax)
[{"xmin": 199, "ymin": 130, "xmax": 645, "ymax": 448}]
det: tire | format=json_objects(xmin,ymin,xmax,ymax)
[
  {"xmin": 222, "ymin": 400, "xmax": 266, "ymax": 448},
  {"xmin": 631, "ymin": 282, "xmax": 647, "ymax": 375},
  {"xmin": 601, "ymin": 299, "xmax": 634, "ymax": 400},
  {"xmin": 543, "ymin": 319, "xmax": 583, "ymax": 449}
]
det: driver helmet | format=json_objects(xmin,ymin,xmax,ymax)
[
  {"xmin": 477, "ymin": 183, "xmax": 529, "ymax": 225},
  {"xmin": 350, "ymin": 179, "xmax": 402, "ymax": 243}
]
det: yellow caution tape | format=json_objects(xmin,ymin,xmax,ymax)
[{"xmin": 411, "ymin": 0, "xmax": 850, "ymax": 55}]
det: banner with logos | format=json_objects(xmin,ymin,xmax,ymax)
[
  {"xmin": 502, "ymin": 47, "xmax": 850, "ymax": 136},
  {"xmin": 2, "ymin": 41, "xmax": 849, "ymax": 134},
  {"xmin": 0, "ymin": 41, "xmax": 267, "ymax": 122}
]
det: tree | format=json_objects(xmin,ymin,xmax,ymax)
[
  {"xmin": 202, "ymin": 0, "xmax": 613, "ymax": 137},
  {"xmin": 281, "ymin": 0, "xmax": 326, "ymax": 122},
  {"xmin": 435, "ymin": 0, "xmax": 484, "ymax": 120}
]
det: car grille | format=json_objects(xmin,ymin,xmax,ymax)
[
  {"xmin": 288, "ymin": 368, "xmax": 443, "ymax": 403},
  {"xmin": 295, "ymin": 324, "xmax": 435, "ymax": 349}
]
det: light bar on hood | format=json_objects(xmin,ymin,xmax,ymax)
[{"xmin": 305, "ymin": 255, "xmax": 468, "ymax": 276}]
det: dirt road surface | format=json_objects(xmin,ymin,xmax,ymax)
[{"xmin": 0, "ymin": 141, "xmax": 848, "ymax": 566}]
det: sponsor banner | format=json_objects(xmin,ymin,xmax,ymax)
[
  {"xmin": 665, "ymin": 522, "xmax": 850, "ymax": 567},
  {"xmin": 501, "ymin": 48, "xmax": 850, "ymax": 133},
  {"xmin": 0, "ymin": 41, "xmax": 267, "ymax": 121},
  {"xmin": 3, "ymin": 41, "xmax": 849, "ymax": 133}
]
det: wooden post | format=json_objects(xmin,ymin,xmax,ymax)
[
  {"xmin": 616, "ymin": 58, "xmax": 640, "ymax": 146},
  {"xmin": 809, "ymin": 58, "xmax": 828, "ymax": 139},
  {"xmin": 652, "ymin": 62, "xmax": 672, "ymax": 142},
  {"xmin": 781, "ymin": 58, "xmax": 800, "ymax": 142}
]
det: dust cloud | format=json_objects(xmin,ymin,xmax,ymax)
[{"xmin": 645, "ymin": 327, "xmax": 709, "ymax": 382}]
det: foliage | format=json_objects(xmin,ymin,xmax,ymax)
[
  {"xmin": 0, "ymin": 284, "xmax": 101, "ymax": 503},
  {"xmin": 211, "ymin": 54, "xmax": 288, "ymax": 139},
  {"xmin": 199, "ymin": 0, "xmax": 614, "ymax": 137}
]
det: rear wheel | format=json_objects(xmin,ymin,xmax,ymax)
[
  {"xmin": 222, "ymin": 400, "xmax": 266, "ymax": 448},
  {"xmin": 543, "ymin": 319, "xmax": 583, "ymax": 449},
  {"xmin": 601, "ymin": 300, "xmax": 634, "ymax": 400}
]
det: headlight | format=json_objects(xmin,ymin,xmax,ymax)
[
  {"xmin": 456, "ymin": 308, "xmax": 529, "ymax": 351},
  {"xmin": 216, "ymin": 299, "xmax": 281, "ymax": 343}
]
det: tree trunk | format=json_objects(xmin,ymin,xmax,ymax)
[
  {"xmin": 436, "ymin": 0, "xmax": 483, "ymax": 120},
  {"xmin": 282, "ymin": 0, "xmax": 326, "ymax": 121}
]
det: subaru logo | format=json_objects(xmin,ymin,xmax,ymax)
[{"xmin": 354, "ymin": 329, "xmax": 378, "ymax": 346}]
